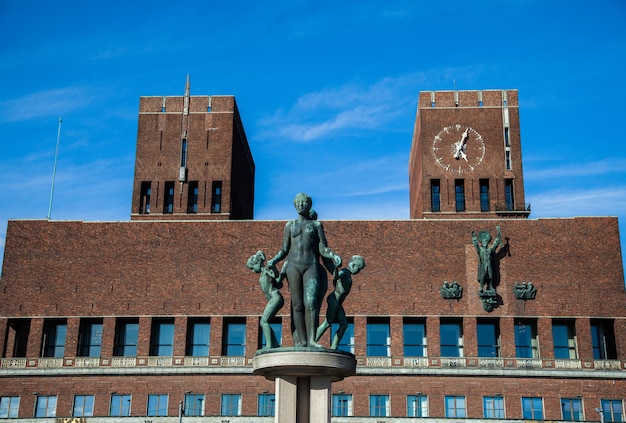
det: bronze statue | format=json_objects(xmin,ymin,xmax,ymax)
[
  {"xmin": 440, "ymin": 281, "xmax": 463, "ymax": 299},
  {"xmin": 247, "ymin": 250, "xmax": 284, "ymax": 349},
  {"xmin": 268, "ymin": 193, "xmax": 341, "ymax": 348},
  {"xmin": 471, "ymin": 226, "xmax": 502, "ymax": 292},
  {"xmin": 315, "ymin": 255, "xmax": 365, "ymax": 349}
]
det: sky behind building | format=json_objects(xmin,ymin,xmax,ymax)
[{"xmin": 1, "ymin": 0, "xmax": 625, "ymax": 278}]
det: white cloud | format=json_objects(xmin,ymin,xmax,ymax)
[
  {"xmin": 525, "ymin": 158, "xmax": 626, "ymax": 180},
  {"xmin": 529, "ymin": 186, "xmax": 626, "ymax": 218},
  {"xmin": 0, "ymin": 87, "xmax": 97, "ymax": 123}
]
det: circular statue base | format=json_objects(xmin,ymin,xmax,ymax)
[{"xmin": 252, "ymin": 348, "xmax": 356, "ymax": 423}]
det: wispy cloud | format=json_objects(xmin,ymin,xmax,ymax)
[
  {"xmin": 0, "ymin": 87, "xmax": 97, "ymax": 123},
  {"xmin": 525, "ymin": 158, "xmax": 626, "ymax": 180},
  {"xmin": 529, "ymin": 186, "xmax": 626, "ymax": 218}
]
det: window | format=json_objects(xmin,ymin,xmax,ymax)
[
  {"xmin": 140, "ymin": 181, "xmax": 151, "ymax": 214},
  {"xmin": 114, "ymin": 319, "xmax": 139, "ymax": 356},
  {"xmin": 522, "ymin": 397, "xmax": 543, "ymax": 420},
  {"xmin": 147, "ymin": 394, "xmax": 168, "ymax": 416},
  {"xmin": 504, "ymin": 127, "xmax": 510, "ymax": 147},
  {"xmin": 504, "ymin": 179, "xmax": 514, "ymax": 210},
  {"xmin": 110, "ymin": 394, "xmax": 131, "ymax": 416},
  {"xmin": 221, "ymin": 394, "xmax": 242, "ymax": 416},
  {"xmin": 407, "ymin": 394, "xmax": 428, "ymax": 417},
  {"xmin": 73, "ymin": 395, "xmax": 94, "ymax": 417},
  {"xmin": 150, "ymin": 318, "xmax": 174, "ymax": 356},
  {"xmin": 561, "ymin": 398, "xmax": 583, "ymax": 421},
  {"xmin": 445, "ymin": 395, "xmax": 466, "ymax": 417},
  {"xmin": 483, "ymin": 396, "xmax": 505, "ymax": 418},
  {"xmin": 35, "ymin": 395, "xmax": 57, "ymax": 417},
  {"xmin": 211, "ymin": 181, "xmax": 222, "ymax": 213},
  {"xmin": 440, "ymin": 319, "xmax": 463, "ymax": 357},
  {"xmin": 332, "ymin": 393, "xmax": 353, "ymax": 417},
  {"xmin": 505, "ymin": 149, "xmax": 512, "ymax": 170},
  {"xmin": 591, "ymin": 320, "xmax": 617, "ymax": 359},
  {"xmin": 366, "ymin": 318, "xmax": 390, "ymax": 357},
  {"xmin": 187, "ymin": 181, "xmax": 199, "ymax": 213},
  {"xmin": 455, "ymin": 180, "xmax": 465, "ymax": 212},
  {"xmin": 331, "ymin": 320, "xmax": 354, "ymax": 353},
  {"xmin": 259, "ymin": 319, "xmax": 282, "ymax": 349},
  {"xmin": 515, "ymin": 319, "xmax": 538, "ymax": 358},
  {"xmin": 223, "ymin": 319, "xmax": 246, "ymax": 356},
  {"xmin": 0, "ymin": 396, "xmax": 19, "ymax": 418},
  {"xmin": 553, "ymin": 320, "xmax": 577, "ymax": 359},
  {"xmin": 7, "ymin": 319, "xmax": 30, "ymax": 357},
  {"xmin": 369, "ymin": 395, "xmax": 390, "ymax": 417},
  {"xmin": 480, "ymin": 179, "xmax": 490, "ymax": 212},
  {"xmin": 163, "ymin": 181, "xmax": 175, "ymax": 214},
  {"xmin": 477, "ymin": 319, "xmax": 500, "ymax": 357},
  {"xmin": 186, "ymin": 318, "xmax": 210, "ymax": 356},
  {"xmin": 403, "ymin": 318, "xmax": 427, "ymax": 357},
  {"xmin": 78, "ymin": 319, "xmax": 103, "ymax": 357},
  {"xmin": 180, "ymin": 138, "xmax": 187, "ymax": 168},
  {"xmin": 184, "ymin": 393, "xmax": 204, "ymax": 416},
  {"xmin": 431, "ymin": 180, "xmax": 440, "ymax": 212},
  {"xmin": 601, "ymin": 399, "xmax": 624, "ymax": 422},
  {"xmin": 42, "ymin": 319, "xmax": 66, "ymax": 358},
  {"xmin": 258, "ymin": 393, "xmax": 275, "ymax": 417}
]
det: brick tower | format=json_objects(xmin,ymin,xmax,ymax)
[
  {"xmin": 131, "ymin": 77, "xmax": 254, "ymax": 220},
  {"xmin": 409, "ymin": 89, "xmax": 530, "ymax": 219}
]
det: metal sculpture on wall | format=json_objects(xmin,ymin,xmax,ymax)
[
  {"xmin": 514, "ymin": 281, "xmax": 537, "ymax": 300},
  {"xmin": 440, "ymin": 281, "xmax": 463, "ymax": 299},
  {"xmin": 471, "ymin": 226, "xmax": 502, "ymax": 312}
]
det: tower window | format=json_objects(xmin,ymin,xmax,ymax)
[
  {"xmin": 515, "ymin": 319, "xmax": 539, "ymax": 358},
  {"xmin": 114, "ymin": 319, "xmax": 138, "ymax": 357},
  {"xmin": 505, "ymin": 149, "xmax": 512, "ymax": 170},
  {"xmin": 591, "ymin": 319, "xmax": 617, "ymax": 359},
  {"xmin": 504, "ymin": 127, "xmax": 510, "ymax": 147},
  {"xmin": 480, "ymin": 179, "xmax": 490, "ymax": 212},
  {"xmin": 187, "ymin": 181, "xmax": 199, "ymax": 213},
  {"xmin": 78, "ymin": 318, "xmax": 103, "ymax": 357},
  {"xmin": 140, "ymin": 182, "xmax": 151, "ymax": 214},
  {"xmin": 180, "ymin": 138, "xmax": 187, "ymax": 168},
  {"xmin": 150, "ymin": 318, "xmax": 174, "ymax": 356},
  {"xmin": 211, "ymin": 181, "xmax": 222, "ymax": 213},
  {"xmin": 504, "ymin": 179, "xmax": 514, "ymax": 211},
  {"xmin": 42, "ymin": 319, "xmax": 67, "ymax": 358},
  {"xmin": 431, "ymin": 180, "xmax": 440, "ymax": 212},
  {"xmin": 440, "ymin": 318, "xmax": 463, "ymax": 357},
  {"xmin": 455, "ymin": 180, "xmax": 465, "ymax": 212},
  {"xmin": 163, "ymin": 182, "xmax": 175, "ymax": 214}
]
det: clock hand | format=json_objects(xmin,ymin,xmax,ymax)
[{"xmin": 453, "ymin": 128, "xmax": 470, "ymax": 160}]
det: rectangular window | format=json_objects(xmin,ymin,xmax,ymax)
[
  {"xmin": 223, "ymin": 319, "xmax": 246, "ymax": 356},
  {"xmin": 601, "ymin": 399, "xmax": 624, "ymax": 422},
  {"xmin": 140, "ymin": 181, "xmax": 151, "ymax": 214},
  {"xmin": 42, "ymin": 319, "xmax": 66, "ymax": 358},
  {"xmin": 445, "ymin": 395, "xmax": 466, "ymax": 418},
  {"xmin": 505, "ymin": 179, "xmax": 514, "ymax": 211},
  {"xmin": 431, "ymin": 179, "xmax": 441, "ymax": 212},
  {"xmin": 0, "ymin": 396, "xmax": 20, "ymax": 418},
  {"xmin": 440, "ymin": 319, "xmax": 463, "ymax": 357},
  {"xmin": 259, "ymin": 319, "xmax": 282, "ymax": 350},
  {"xmin": 221, "ymin": 394, "xmax": 242, "ymax": 416},
  {"xmin": 163, "ymin": 181, "xmax": 175, "ymax": 214},
  {"xmin": 403, "ymin": 318, "xmax": 427, "ymax": 357},
  {"xmin": 407, "ymin": 394, "xmax": 428, "ymax": 417},
  {"xmin": 455, "ymin": 180, "xmax": 465, "ymax": 212},
  {"xmin": 504, "ymin": 127, "xmax": 510, "ymax": 147},
  {"xmin": 483, "ymin": 396, "xmax": 505, "ymax": 418},
  {"xmin": 561, "ymin": 398, "xmax": 583, "ymax": 421},
  {"xmin": 78, "ymin": 319, "xmax": 103, "ymax": 357},
  {"xmin": 515, "ymin": 319, "xmax": 538, "ymax": 358},
  {"xmin": 150, "ymin": 318, "xmax": 174, "ymax": 356},
  {"xmin": 477, "ymin": 319, "xmax": 500, "ymax": 358},
  {"xmin": 7, "ymin": 319, "xmax": 30, "ymax": 357},
  {"xmin": 366, "ymin": 318, "xmax": 390, "ymax": 357},
  {"xmin": 147, "ymin": 394, "xmax": 168, "ymax": 417},
  {"xmin": 369, "ymin": 395, "xmax": 390, "ymax": 417},
  {"xmin": 480, "ymin": 179, "xmax": 490, "ymax": 212},
  {"xmin": 114, "ymin": 319, "xmax": 139, "ymax": 357},
  {"xmin": 211, "ymin": 181, "xmax": 222, "ymax": 213},
  {"xmin": 180, "ymin": 138, "xmax": 187, "ymax": 168},
  {"xmin": 187, "ymin": 181, "xmax": 199, "ymax": 213},
  {"xmin": 258, "ymin": 393, "xmax": 275, "ymax": 417},
  {"xmin": 331, "ymin": 320, "xmax": 354, "ymax": 354},
  {"xmin": 184, "ymin": 393, "xmax": 204, "ymax": 416},
  {"xmin": 73, "ymin": 395, "xmax": 94, "ymax": 417},
  {"xmin": 110, "ymin": 394, "xmax": 131, "ymax": 416},
  {"xmin": 186, "ymin": 318, "xmax": 210, "ymax": 356},
  {"xmin": 553, "ymin": 320, "xmax": 577, "ymax": 359},
  {"xmin": 591, "ymin": 320, "xmax": 617, "ymax": 359},
  {"xmin": 505, "ymin": 149, "xmax": 512, "ymax": 170},
  {"xmin": 35, "ymin": 395, "xmax": 57, "ymax": 417},
  {"xmin": 332, "ymin": 393, "xmax": 353, "ymax": 417},
  {"xmin": 522, "ymin": 397, "xmax": 543, "ymax": 420}
]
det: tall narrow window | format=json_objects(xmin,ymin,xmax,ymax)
[
  {"xmin": 591, "ymin": 320, "xmax": 617, "ymax": 359},
  {"xmin": 163, "ymin": 182, "xmax": 175, "ymax": 214},
  {"xmin": 7, "ymin": 319, "xmax": 30, "ymax": 357},
  {"xmin": 42, "ymin": 319, "xmax": 67, "ymax": 358},
  {"xmin": 505, "ymin": 149, "xmax": 512, "ymax": 170},
  {"xmin": 73, "ymin": 395, "xmax": 95, "ymax": 417},
  {"xmin": 184, "ymin": 393, "xmax": 204, "ymax": 416},
  {"xmin": 431, "ymin": 179, "xmax": 440, "ymax": 212},
  {"xmin": 187, "ymin": 181, "xmax": 199, "ymax": 213},
  {"xmin": 522, "ymin": 397, "xmax": 543, "ymax": 420},
  {"xmin": 147, "ymin": 394, "xmax": 168, "ymax": 416},
  {"xmin": 504, "ymin": 127, "xmax": 510, "ymax": 147},
  {"xmin": 211, "ymin": 181, "xmax": 222, "ymax": 213},
  {"xmin": 223, "ymin": 319, "xmax": 246, "ymax": 356},
  {"xmin": 515, "ymin": 319, "xmax": 539, "ymax": 358},
  {"xmin": 35, "ymin": 395, "xmax": 57, "ymax": 417},
  {"xmin": 561, "ymin": 398, "xmax": 583, "ymax": 421},
  {"xmin": 0, "ymin": 396, "xmax": 20, "ymax": 418},
  {"xmin": 407, "ymin": 394, "xmax": 428, "ymax": 417},
  {"xmin": 78, "ymin": 319, "xmax": 103, "ymax": 357},
  {"xmin": 477, "ymin": 319, "xmax": 500, "ymax": 357},
  {"xmin": 258, "ymin": 393, "xmax": 275, "ymax": 417},
  {"xmin": 504, "ymin": 179, "xmax": 514, "ymax": 211},
  {"xmin": 445, "ymin": 396, "xmax": 466, "ymax": 417},
  {"xmin": 366, "ymin": 318, "xmax": 390, "ymax": 357},
  {"xmin": 221, "ymin": 394, "xmax": 242, "ymax": 416},
  {"xmin": 140, "ymin": 181, "xmax": 151, "ymax": 214},
  {"xmin": 403, "ymin": 318, "xmax": 427, "ymax": 357},
  {"xmin": 180, "ymin": 138, "xmax": 187, "ymax": 167},
  {"xmin": 259, "ymin": 319, "xmax": 282, "ymax": 349},
  {"xmin": 110, "ymin": 394, "xmax": 131, "ymax": 416},
  {"xmin": 369, "ymin": 395, "xmax": 390, "ymax": 417},
  {"xmin": 114, "ymin": 319, "xmax": 139, "ymax": 357},
  {"xmin": 483, "ymin": 396, "xmax": 505, "ymax": 418},
  {"xmin": 150, "ymin": 318, "xmax": 174, "ymax": 356},
  {"xmin": 186, "ymin": 318, "xmax": 210, "ymax": 356},
  {"xmin": 440, "ymin": 319, "xmax": 463, "ymax": 357},
  {"xmin": 601, "ymin": 399, "xmax": 623, "ymax": 422},
  {"xmin": 553, "ymin": 320, "xmax": 577, "ymax": 359},
  {"xmin": 331, "ymin": 319, "xmax": 354, "ymax": 354},
  {"xmin": 455, "ymin": 180, "xmax": 465, "ymax": 212},
  {"xmin": 332, "ymin": 393, "xmax": 353, "ymax": 416},
  {"xmin": 480, "ymin": 179, "xmax": 490, "ymax": 212}
]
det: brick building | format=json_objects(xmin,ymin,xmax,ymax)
[{"xmin": 0, "ymin": 88, "xmax": 624, "ymax": 422}]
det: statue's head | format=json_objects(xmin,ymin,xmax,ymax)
[
  {"xmin": 293, "ymin": 192, "xmax": 312, "ymax": 215},
  {"xmin": 246, "ymin": 250, "xmax": 265, "ymax": 273},
  {"xmin": 478, "ymin": 231, "xmax": 492, "ymax": 245},
  {"xmin": 348, "ymin": 255, "xmax": 365, "ymax": 274}
]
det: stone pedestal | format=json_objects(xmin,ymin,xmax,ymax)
[{"xmin": 253, "ymin": 348, "xmax": 356, "ymax": 423}]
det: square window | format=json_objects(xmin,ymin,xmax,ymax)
[
  {"xmin": 601, "ymin": 399, "xmax": 623, "ymax": 422},
  {"xmin": 184, "ymin": 393, "xmax": 204, "ymax": 416},
  {"xmin": 35, "ymin": 396, "xmax": 57, "ymax": 417},
  {"xmin": 221, "ymin": 394, "xmax": 242, "ymax": 416},
  {"xmin": 370, "ymin": 395, "xmax": 390, "ymax": 417},
  {"xmin": 110, "ymin": 394, "xmax": 131, "ymax": 416},
  {"xmin": 258, "ymin": 393, "xmax": 275, "ymax": 417},
  {"xmin": 561, "ymin": 398, "xmax": 583, "ymax": 421},
  {"xmin": 147, "ymin": 394, "xmax": 168, "ymax": 416},
  {"xmin": 332, "ymin": 393, "xmax": 353, "ymax": 416},
  {"xmin": 407, "ymin": 394, "xmax": 428, "ymax": 417},
  {"xmin": 483, "ymin": 396, "xmax": 504, "ymax": 418},
  {"xmin": 522, "ymin": 397, "xmax": 543, "ymax": 420},
  {"xmin": 445, "ymin": 395, "xmax": 466, "ymax": 418},
  {"xmin": 73, "ymin": 395, "xmax": 94, "ymax": 417},
  {"xmin": 0, "ymin": 396, "xmax": 20, "ymax": 418}
]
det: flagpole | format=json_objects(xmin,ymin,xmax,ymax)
[{"xmin": 47, "ymin": 116, "xmax": 62, "ymax": 220}]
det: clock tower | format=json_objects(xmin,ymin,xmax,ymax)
[{"xmin": 409, "ymin": 89, "xmax": 530, "ymax": 219}]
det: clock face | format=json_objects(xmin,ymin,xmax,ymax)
[{"xmin": 433, "ymin": 124, "xmax": 485, "ymax": 173}]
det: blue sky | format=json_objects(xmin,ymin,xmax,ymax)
[{"xmin": 1, "ymin": 0, "xmax": 625, "ymax": 279}]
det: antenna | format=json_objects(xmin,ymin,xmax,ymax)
[{"xmin": 47, "ymin": 116, "xmax": 62, "ymax": 220}]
